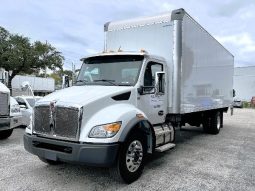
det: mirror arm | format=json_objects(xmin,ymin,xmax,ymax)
[{"xmin": 137, "ymin": 86, "xmax": 144, "ymax": 95}]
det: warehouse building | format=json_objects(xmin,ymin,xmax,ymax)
[{"xmin": 234, "ymin": 66, "xmax": 255, "ymax": 101}]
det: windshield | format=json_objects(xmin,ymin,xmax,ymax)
[
  {"xmin": 26, "ymin": 98, "xmax": 40, "ymax": 107},
  {"xmin": 76, "ymin": 55, "xmax": 144, "ymax": 86}
]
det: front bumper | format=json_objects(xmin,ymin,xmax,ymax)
[
  {"xmin": 24, "ymin": 133, "xmax": 119, "ymax": 167},
  {"xmin": 0, "ymin": 117, "xmax": 12, "ymax": 131},
  {"xmin": 233, "ymin": 101, "xmax": 243, "ymax": 108}
]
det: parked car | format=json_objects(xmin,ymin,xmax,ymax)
[
  {"xmin": 15, "ymin": 96, "xmax": 42, "ymax": 127},
  {"xmin": 233, "ymin": 98, "xmax": 243, "ymax": 108},
  {"xmin": 10, "ymin": 97, "xmax": 23, "ymax": 128}
]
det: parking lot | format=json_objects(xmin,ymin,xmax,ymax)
[{"xmin": 0, "ymin": 109, "xmax": 254, "ymax": 191}]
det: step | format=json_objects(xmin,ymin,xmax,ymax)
[{"xmin": 155, "ymin": 143, "xmax": 176, "ymax": 152}]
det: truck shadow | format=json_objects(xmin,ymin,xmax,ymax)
[
  {"xmin": 30, "ymin": 126, "xmax": 209, "ymax": 186},
  {"xmin": 175, "ymin": 125, "xmax": 205, "ymax": 143}
]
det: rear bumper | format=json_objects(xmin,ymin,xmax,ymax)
[
  {"xmin": 0, "ymin": 117, "xmax": 12, "ymax": 131},
  {"xmin": 23, "ymin": 133, "xmax": 119, "ymax": 167}
]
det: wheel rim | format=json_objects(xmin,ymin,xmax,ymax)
[
  {"xmin": 126, "ymin": 140, "xmax": 143, "ymax": 172},
  {"xmin": 217, "ymin": 114, "xmax": 221, "ymax": 130}
]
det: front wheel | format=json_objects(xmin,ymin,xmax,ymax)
[
  {"xmin": 110, "ymin": 132, "xmax": 146, "ymax": 183},
  {"xmin": 0, "ymin": 129, "xmax": 13, "ymax": 140}
]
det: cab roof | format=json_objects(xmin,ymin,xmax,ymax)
[{"xmin": 80, "ymin": 51, "xmax": 165, "ymax": 63}]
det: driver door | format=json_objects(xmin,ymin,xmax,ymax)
[{"xmin": 137, "ymin": 61, "xmax": 167, "ymax": 124}]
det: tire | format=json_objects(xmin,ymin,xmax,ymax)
[
  {"xmin": 38, "ymin": 157, "xmax": 62, "ymax": 165},
  {"xmin": 202, "ymin": 116, "xmax": 210, "ymax": 133},
  {"xmin": 203, "ymin": 111, "xmax": 221, "ymax": 135},
  {"xmin": 220, "ymin": 112, "xmax": 223, "ymax": 128},
  {"xmin": 109, "ymin": 132, "xmax": 146, "ymax": 183},
  {"xmin": 0, "ymin": 129, "xmax": 13, "ymax": 140},
  {"xmin": 169, "ymin": 123, "xmax": 176, "ymax": 143}
]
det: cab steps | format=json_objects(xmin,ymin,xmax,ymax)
[{"xmin": 155, "ymin": 143, "xmax": 175, "ymax": 152}]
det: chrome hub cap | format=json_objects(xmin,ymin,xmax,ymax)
[{"xmin": 126, "ymin": 140, "xmax": 143, "ymax": 172}]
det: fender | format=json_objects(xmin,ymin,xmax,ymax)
[
  {"xmin": 119, "ymin": 118, "xmax": 156, "ymax": 154},
  {"xmin": 80, "ymin": 103, "xmax": 155, "ymax": 153}
]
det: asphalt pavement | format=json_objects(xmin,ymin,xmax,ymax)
[{"xmin": 0, "ymin": 109, "xmax": 254, "ymax": 191}]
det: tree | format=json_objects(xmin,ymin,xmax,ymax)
[
  {"xmin": 0, "ymin": 26, "xmax": 64, "ymax": 92},
  {"xmin": 0, "ymin": 27, "xmax": 10, "ymax": 69},
  {"xmin": 49, "ymin": 72, "xmax": 62, "ymax": 86},
  {"xmin": 33, "ymin": 41, "xmax": 63, "ymax": 72}
]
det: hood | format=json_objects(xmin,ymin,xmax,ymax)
[{"xmin": 37, "ymin": 85, "xmax": 134, "ymax": 107}]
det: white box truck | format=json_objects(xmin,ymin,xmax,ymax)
[
  {"xmin": 11, "ymin": 75, "xmax": 55, "ymax": 96},
  {"xmin": 24, "ymin": 9, "xmax": 234, "ymax": 183}
]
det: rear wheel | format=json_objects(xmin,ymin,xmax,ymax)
[
  {"xmin": 203, "ymin": 111, "xmax": 221, "ymax": 135},
  {"xmin": 0, "ymin": 129, "xmax": 13, "ymax": 140},
  {"xmin": 110, "ymin": 132, "xmax": 146, "ymax": 183},
  {"xmin": 38, "ymin": 157, "xmax": 62, "ymax": 165}
]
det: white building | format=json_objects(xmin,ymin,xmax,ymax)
[{"xmin": 234, "ymin": 66, "xmax": 255, "ymax": 101}]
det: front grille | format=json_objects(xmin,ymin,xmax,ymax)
[
  {"xmin": 33, "ymin": 105, "xmax": 80, "ymax": 141},
  {"xmin": 55, "ymin": 107, "xmax": 80, "ymax": 139},
  {"xmin": 34, "ymin": 106, "xmax": 51, "ymax": 134},
  {"xmin": 0, "ymin": 92, "xmax": 9, "ymax": 116}
]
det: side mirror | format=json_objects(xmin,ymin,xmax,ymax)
[
  {"xmin": 137, "ymin": 86, "xmax": 156, "ymax": 95},
  {"xmin": 155, "ymin": 72, "xmax": 165, "ymax": 95}
]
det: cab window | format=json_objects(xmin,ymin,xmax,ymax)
[{"xmin": 144, "ymin": 62, "xmax": 163, "ymax": 87}]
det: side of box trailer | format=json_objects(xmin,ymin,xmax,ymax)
[
  {"xmin": 105, "ymin": 9, "xmax": 233, "ymax": 115},
  {"xmin": 179, "ymin": 11, "xmax": 234, "ymax": 114},
  {"xmin": 11, "ymin": 75, "xmax": 55, "ymax": 96}
]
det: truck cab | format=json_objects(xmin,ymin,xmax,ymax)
[
  {"xmin": 0, "ymin": 82, "xmax": 13, "ymax": 139},
  {"xmin": 24, "ymin": 51, "xmax": 174, "ymax": 183},
  {"xmin": 78, "ymin": 52, "xmax": 168, "ymax": 125}
]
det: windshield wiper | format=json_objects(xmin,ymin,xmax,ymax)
[
  {"xmin": 75, "ymin": 79, "xmax": 88, "ymax": 85},
  {"xmin": 76, "ymin": 79, "xmax": 88, "ymax": 83},
  {"xmin": 94, "ymin": 79, "xmax": 118, "ymax": 86}
]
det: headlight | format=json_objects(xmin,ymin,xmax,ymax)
[
  {"xmin": 89, "ymin": 122, "xmax": 121, "ymax": 138},
  {"xmin": 11, "ymin": 104, "xmax": 20, "ymax": 113}
]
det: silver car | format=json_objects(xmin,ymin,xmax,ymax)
[{"xmin": 15, "ymin": 96, "xmax": 42, "ymax": 127}]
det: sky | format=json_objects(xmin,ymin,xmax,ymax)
[{"xmin": 0, "ymin": 0, "xmax": 255, "ymax": 70}]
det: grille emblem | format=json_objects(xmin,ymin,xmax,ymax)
[{"xmin": 49, "ymin": 101, "xmax": 56, "ymax": 134}]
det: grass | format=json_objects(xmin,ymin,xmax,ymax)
[{"xmin": 242, "ymin": 101, "xmax": 255, "ymax": 109}]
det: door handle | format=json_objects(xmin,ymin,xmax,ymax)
[{"xmin": 158, "ymin": 110, "xmax": 164, "ymax": 116}]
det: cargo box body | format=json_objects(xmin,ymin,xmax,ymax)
[{"xmin": 105, "ymin": 9, "xmax": 234, "ymax": 114}]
